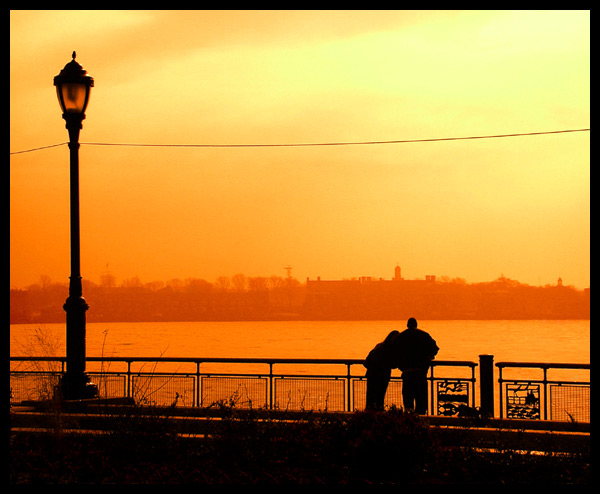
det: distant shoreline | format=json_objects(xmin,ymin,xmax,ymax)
[
  {"xmin": 10, "ymin": 316, "xmax": 591, "ymax": 325},
  {"xmin": 10, "ymin": 275, "xmax": 590, "ymax": 324}
]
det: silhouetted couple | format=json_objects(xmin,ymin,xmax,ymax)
[{"xmin": 364, "ymin": 318, "xmax": 439, "ymax": 413}]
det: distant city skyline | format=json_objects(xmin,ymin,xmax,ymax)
[{"xmin": 13, "ymin": 264, "xmax": 587, "ymax": 290}]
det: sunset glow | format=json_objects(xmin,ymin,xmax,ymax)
[{"xmin": 10, "ymin": 10, "xmax": 590, "ymax": 289}]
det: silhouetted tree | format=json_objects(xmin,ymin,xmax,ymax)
[
  {"xmin": 231, "ymin": 273, "xmax": 247, "ymax": 293},
  {"xmin": 214, "ymin": 276, "xmax": 231, "ymax": 292}
]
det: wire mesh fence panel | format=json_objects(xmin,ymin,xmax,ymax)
[
  {"xmin": 384, "ymin": 380, "xmax": 404, "ymax": 409},
  {"xmin": 274, "ymin": 378, "xmax": 345, "ymax": 411},
  {"xmin": 131, "ymin": 375, "xmax": 195, "ymax": 407},
  {"xmin": 200, "ymin": 376, "xmax": 268, "ymax": 408},
  {"xmin": 550, "ymin": 384, "xmax": 590, "ymax": 422},
  {"xmin": 89, "ymin": 373, "xmax": 127, "ymax": 399},
  {"xmin": 352, "ymin": 379, "xmax": 367, "ymax": 411},
  {"xmin": 10, "ymin": 373, "xmax": 61, "ymax": 402},
  {"xmin": 352, "ymin": 378, "xmax": 403, "ymax": 411}
]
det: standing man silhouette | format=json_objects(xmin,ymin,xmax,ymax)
[{"xmin": 395, "ymin": 318, "xmax": 439, "ymax": 414}]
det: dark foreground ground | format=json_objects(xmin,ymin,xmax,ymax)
[{"xmin": 10, "ymin": 407, "xmax": 589, "ymax": 484}]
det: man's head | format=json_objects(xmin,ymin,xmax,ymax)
[{"xmin": 407, "ymin": 317, "xmax": 418, "ymax": 329}]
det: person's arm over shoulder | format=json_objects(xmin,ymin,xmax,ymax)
[{"xmin": 429, "ymin": 334, "xmax": 439, "ymax": 359}]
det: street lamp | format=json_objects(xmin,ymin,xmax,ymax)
[{"xmin": 54, "ymin": 52, "xmax": 97, "ymax": 400}]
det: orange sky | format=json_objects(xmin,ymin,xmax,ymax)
[{"xmin": 10, "ymin": 10, "xmax": 590, "ymax": 289}]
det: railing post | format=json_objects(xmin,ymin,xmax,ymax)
[
  {"xmin": 429, "ymin": 366, "xmax": 435, "ymax": 415},
  {"xmin": 479, "ymin": 354, "xmax": 494, "ymax": 417},
  {"xmin": 196, "ymin": 361, "xmax": 201, "ymax": 408},
  {"xmin": 471, "ymin": 364, "xmax": 477, "ymax": 408},
  {"xmin": 542, "ymin": 366, "xmax": 548, "ymax": 420},
  {"xmin": 497, "ymin": 365, "xmax": 504, "ymax": 418},
  {"xmin": 126, "ymin": 360, "xmax": 132, "ymax": 400},
  {"xmin": 346, "ymin": 363, "xmax": 352, "ymax": 412},
  {"xmin": 269, "ymin": 362, "xmax": 274, "ymax": 410}
]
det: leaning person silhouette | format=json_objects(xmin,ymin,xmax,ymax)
[
  {"xmin": 395, "ymin": 318, "xmax": 439, "ymax": 414},
  {"xmin": 364, "ymin": 330, "xmax": 400, "ymax": 410}
]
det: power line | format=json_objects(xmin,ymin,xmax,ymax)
[
  {"xmin": 9, "ymin": 142, "xmax": 68, "ymax": 155},
  {"xmin": 82, "ymin": 128, "xmax": 590, "ymax": 148},
  {"xmin": 10, "ymin": 128, "xmax": 590, "ymax": 155}
]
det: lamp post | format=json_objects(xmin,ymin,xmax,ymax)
[{"xmin": 54, "ymin": 52, "xmax": 97, "ymax": 400}]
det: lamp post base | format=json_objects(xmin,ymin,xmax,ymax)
[{"xmin": 58, "ymin": 372, "xmax": 98, "ymax": 401}]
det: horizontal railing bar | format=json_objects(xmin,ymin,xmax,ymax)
[
  {"xmin": 496, "ymin": 361, "xmax": 590, "ymax": 370},
  {"xmin": 10, "ymin": 356, "xmax": 477, "ymax": 367},
  {"xmin": 201, "ymin": 373, "xmax": 270, "ymax": 378},
  {"xmin": 499, "ymin": 379, "xmax": 590, "ymax": 386},
  {"xmin": 10, "ymin": 356, "xmax": 67, "ymax": 362},
  {"xmin": 431, "ymin": 361, "xmax": 478, "ymax": 368},
  {"xmin": 9, "ymin": 371, "xmax": 63, "ymax": 375},
  {"xmin": 11, "ymin": 357, "xmax": 591, "ymax": 370}
]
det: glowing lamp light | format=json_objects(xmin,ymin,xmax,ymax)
[{"xmin": 54, "ymin": 51, "xmax": 94, "ymax": 117}]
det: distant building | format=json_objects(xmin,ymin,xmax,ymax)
[
  {"xmin": 303, "ymin": 265, "xmax": 439, "ymax": 319},
  {"xmin": 394, "ymin": 265, "xmax": 402, "ymax": 281}
]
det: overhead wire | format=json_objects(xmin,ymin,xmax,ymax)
[
  {"xmin": 10, "ymin": 142, "xmax": 68, "ymax": 155},
  {"xmin": 10, "ymin": 128, "xmax": 590, "ymax": 155}
]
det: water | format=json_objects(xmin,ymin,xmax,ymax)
[{"xmin": 9, "ymin": 319, "xmax": 590, "ymax": 365}]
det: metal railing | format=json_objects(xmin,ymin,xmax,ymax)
[
  {"xmin": 496, "ymin": 361, "xmax": 590, "ymax": 421},
  {"xmin": 10, "ymin": 356, "xmax": 591, "ymax": 421},
  {"xmin": 10, "ymin": 356, "xmax": 476, "ymax": 415}
]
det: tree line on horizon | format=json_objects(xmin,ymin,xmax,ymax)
[
  {"xmin": 10, "ymin": 273, "xmax": 303, "ymax": 324},
  {"xmin": 10, "ymin": 273, "xmax": 590, "ymax": 324}
]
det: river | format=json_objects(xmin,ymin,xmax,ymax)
[{"xmin": 10, "ymin": 319, "xmax": 590, "ymax": 364}]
